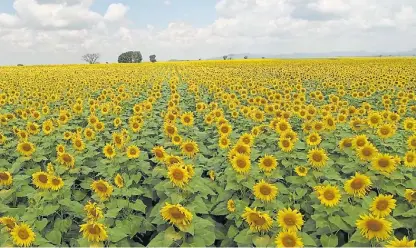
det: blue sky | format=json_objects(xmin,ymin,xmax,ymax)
[{"xmin": 0, "ymin": 0, "xmax": 415, "ymax": 65}]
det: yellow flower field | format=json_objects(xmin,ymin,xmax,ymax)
[{"xmin": 0, "ymin": 58, "xmax": 416, "ymax": 247}]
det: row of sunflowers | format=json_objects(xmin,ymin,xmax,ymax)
[{"xmin": 0, "ymin": 58, "xmax": 416, "ymax": 247}]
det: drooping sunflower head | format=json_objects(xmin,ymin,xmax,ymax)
[
  {"xmin": 275, "ymin": 231, "xmax": 304, "ymax": 248},
  {"xmin": 294, "ymin": 166, "xmax": 309, "ymax": 177},
  {"xmin": 84, "ymin": 201, "xmax": 104, "ymax": 221},
  {"xmin": 48, "ymin": 176, "xmax": 64, "ymax": 191},
  {"xmin": 372, "ymin": 153, "xmax": 397, "ymax": 175},
  {"xmin": 0, "ymin": 216, "xmax": 17, "ymax": 231},
  {"xmin": 91, "ymin": 179, "xmax": 113, "ymax": 201},
  {"xmin": 404, "ymin": 189, "xmax": 416, "ymax": 204},
  {"xmin": 32, "ymin": 171, "xmax": 50, "ymax": 190},
  {"xmin": 17, "ymin": 141, "xmax": 35, "ymax": 157},
  {"xmin": 370, "ymin": 194, "xmax": 396, "ymax": 217},
  {"xmin": 181, "ymin": 140, "xmax": 199, "ymax": 158},
  {"xmin": 339, "ymin": 137, "xmax": 353, "ymax": 150},
  {"xmin": 344, "ymin": 172, "xmax": 372, "ymax": 198},
  {"xmin": 253, "ymin": 179, "xmax": 278, "ymax": 202},
  {"xmin": 231, "ymin": 153, "xmax": 251, "ymax": 174},
  {"xmin": 167, "ymin": 164, "xmax": 190, "ymax": 188},
  {"xmin": 103, "ymin": 144, "xmax": 116, "ymax": 159},
  {"xmin": 79, "ymin": 222, "xmax": 108, "ymax": 243},
  {"xmin": 152, "ymin": 146, "xmax": 166, "ymax": 161},
  {"xmin": 164, "ymin": 155, "xmax": 183, "ymax": 167},
  {"xmin": 114, "ymin": 174, "xmax": 124, "ymax": 188},
  {"xmin": 277, "ymin": 208, "xmax": 304, "ymax": 232},
  {"xmin": 386, "ymin": 236, "xmax": 416, "ymax": 248},
  {"xmin": 0, "ymin": 171, "xmax": 13, "ymax": 186},
  {"xmin": 241, "ymin": 207, "xmax": 273, "ymax": 232},
  {"xmin": 10, "ymin": 223, "xmax": 36, "ymax": 247},
  {"xmin": 258, "ymin": 155, "xmax": 278, "ymax": 173},
  {"xmin": 307, "ymin": 148, "xmax": 328, "ymax": 169},
  {"xmin": 316, "ymin": 185, "xmax": 341, "ymax": 207},
  {"xmin": 227, "ymin": 199, "xmax": 236, "ymax": 213},
  {"xmin": 356, "ymin": 214, "xmax": 392, "ymax": 241},
  {"xmin": 208, "ymin": 170, "xmax": 215, "ymax": 180},
  {"xmin": 112, "ymin": 132, "xmax": 125, "ymax": 149},
  {"xmin": 160, "ymin": 203, "xmax": 193, "ymax": 230}
]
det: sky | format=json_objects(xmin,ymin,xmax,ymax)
[{"xmin": 0, "ymin": 0, "xmax": 415, "ymax": 65}]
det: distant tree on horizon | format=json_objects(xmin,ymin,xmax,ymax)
[
  {"xmin": 118, "ymin": 51, "xmax": 142, "ymax": 63},
  {"xmin": 82, "ymin": 53, "xmax": 100, "ymax": 64},
  {"xmin": 244, "ymin": 56, "xmax": 248, "ymax": 59},
  {"xmin": 223, "ymin": 55, "xmax": 228, "ymax": 60},
  {"xmin": 150, "ymin": 55, "xmax": 157, "ymax": 63}
]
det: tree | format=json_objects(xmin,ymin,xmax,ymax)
[
  {"xmin": 223, "ymin": 55, "xmax": 228, "ymax": 60},
  {"xmin": 244, "ymin": 56, "xmax": 248, "ymax": 59},
  {"xmin": 118, "ymin": 51, "xmax": 142, "ymax": 63},
  {"xmin": 82, "ymin": 53, "xmax": 100, "ymax": 64},
  {"xmin": 262, "ymin": 57, "xmax": 265, "ymax": 59},
  {"xmin": 149, "ymin": 55, "xmax": 157, "ymax": 63},
  {"xmin": 17, "ymin": 64, "xmax": 23, "ymax": 66}
]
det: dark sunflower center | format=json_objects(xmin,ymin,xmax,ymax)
[
  {"xmin": 170, "ymin": 207, "xmax": 185, "ymax": 219},
  {"xmin": 259, "ymin": 185, "xmax": 272, "ymax": 195},
  {"xmin": 221, "ymin": 126, "xmax": 229, "ymax": 133},
  {"xmin": 312, "ymin": 153, "xmax": 322, "ymax": 162},
  {"xmin": 0, "ymin": 173, "xmax": 9, "ymax": 180},
  {"xmin": 75, "ymin": 140, "xmax": 82, "ymax": 147},
  {"xmin": 172, "ymin": 169, "xmax": 184, "ymax": 180},
  {"xmin": 310, "ymin": 136, "xmax": 317, "ymax": 142},
  {"xmin": 251, "ymin": 214, "xmax": 266, "ymax": 226},
  {"xmin": 380, "ymin": 127, "xmax": 389, "ymax": 135},
  {"xmin": 169, "ymin": 158, "xmax": 179, "ymax": 164},
  {"xmin": 370, "ymin": 117, "xmax": 379, "ymax": 123},
  {"xmin": 129, "ymin": 148, "xmax": 137, "ymax": 155},
  {"xmin": 52, "ymin": 178, "xmax": 61, "ymax": 186},
  {"xmin": 18, "ymin": 229, "xmax": 29, "ymax": 239},
  {"xmin": 221, "ymin": 139, "xmax": 228, "ymax": 145},
  {"xmin": 411, "ymin": 139, "xmax": 416, "ymax": 147},
  {"xmin": 38, "ymin": 174, "xmax": 48, "ymax": 183},
  {"xmin": 282, "ymin": 235, "xmax": 296, "ymax": 247},
  {"xmin": 237, "ymin": 146, "xmax": 247, "ymax": 153},
  {"xmin": 357, "ymin": 139, "xmax": 366, "ymax": 147},
  {"xmin": 376, "ymin": 199, "xmax": 389, "ymax": 211},
  {"xmin": 284, "ymin": 215, "xmax": 296, "ymax": 225},
  {"xmin": 185, "ymin": 144, "xmax": 194, "ymax": 152},
  {"xmin": 362, "ymin": 148, "xmax": 372, "ymax": 156},
  {"xmin": 263, "ymin": 158, "xmax": 272, "ymax": 167},
  {"xmin": 155, "ymin": 150, "xmax": 163, "ymax": 158},
  {"xmin": 22, "ymin": 143, "xmax": 32, "ymax": 151},
  {"xmin": 96, "ymin": 183, "xmax": 107, "ymax": 192},
  {"xmin": 407, "ymin": 154, "xmax": 414, "ymax": 162},
  {"xmin": 351, "ymin": 178, "xmax": 364, "ymax": 189},
  {"xmin": 378, "ymin": 158, "xmax": 389, "ymax": 168},
  {"xmin": 133, "ymin": 123, "xmax": 139, "ymax": 129},
  {"xmin": 327, "ymin": 119, "xmax": 334, "ymax": 126},
  {"xmin": 282, "ymin": 140, "xmax": 290, "ymax": 147},
  {"xmin": 88, "ymin": 225, "xmax": 100, "ymax": 235},
  {"xmin": 323, "ymin": 190, "xmax": 335, "ymax": 200},
  {"xmin": 298, "ymin": 167, "xmax": 305, "ymax": 172},
  {"xmin": 115, "ymin": 136, "xmax": 122, "ymax": 144},
  {"xmin": 106, "ymin": 147, "xmax": 114, "ymax": 154},
  {"xmin": 243, "ymin": 137, "xmax": 250, "ymax": 144},
  {"xmin": 237, "ymin": 159, "xmax": 247, "ymax": 168},
  {"xmin": 167, "ymin": 126, "xmax": 175, "ymax": 134},
  {"xmin": 86, "ymin": 131, "xmax": 92, "ymax": 136},
  {"xmin": 279, "ymin": 124, "xmax": 288, "ymax": 131},
  {"xmin": 366, "ymin": 219, "xmax": 382, "ymax": 231}
]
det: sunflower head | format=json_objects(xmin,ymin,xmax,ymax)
[
  {"xmin": 316, "ymin": 185, "xmax": 341, "ymax": 207},
  {"xmin": 160, "ymin": 203, "xmax": 193, "ymax": 230},
  {"xmin": 241, "ymin": 207, "xmax": 273, "ymax": 232},
  {"xmin": 279, "ymin": 138, "xmax": 295, "ymax": 152},
  {"xmin": 404, "ymin": 189, "xmax": 416, "ymax": 204},
  {"xmin": 404, "ymin": 151, "xmax": 416, "ymax": 168},
  {"xmin": 307, "ymin": 148, "xmax": 328, "ymax": 169},
  {"xmin": 227, "ymin": 199, "xmax": 236, "ymax": 212},
  {"xmin": 294, "ymin": 166, "xmax": 309, "ymax": 177},
  {"xmin": 231, "ymin": 153, "xmax": 251, "ymax": 174},
  {"xmin": 344, "ymin": 172, "xmax": 372, "ymax": 198},
  {"xmin": 49, "ymin": 176, "xmax": 64, "ymax": 191},
  {"xmin": 356, "ymin": 143, "xmax": 378, "ymax": 161},
  {"xmin": 10, "ymin": 223, "xmax": 36, "ymax": 247},
  {"xmin": 84, "ymin": 201, "xmax": 104, "ymax": 221},
  {"xmin": 372, "ymin": 153, "xmax": 397, "ymax": 175},
  {"xmin": 126, "ymin": 145, "xmax": 140, "ymax": 159},
  {"xmin": 32, "ymin": 171, "xmax": 50, "ymax": 189},
  {"xmin": 258, "ymin": 155, "xmax": 278, "ymax": 173},
  {"xmin": 17, "ymin": 141, "xmax": 35, "ymax": 157},
  {"xmin": 152, "ymin": 146, "xmax": 166, "ymax": 161},
  {"xmin": 0, "ymin": 216, "xmax": 17, "ymax": 231},
  {"xmin": 306, "ymin": 132, "xmax": 321, "ymax": 146},
  {"xmin": 370, "ymin": 194, "xmax": 396, "ymax": 217},
  {"xmin": 91, "ymin": 179, "xmax": 113, "ymax": 201},
  {"xmin": 114, "ymin": 174, "xmax": 124, "ymax": 188},
  {"xmin": 387, "ymin": 236, "xmax": 416, "ymax": 248},
  {"xmin": 253, "ymin": 179, "xmax": 278, "ymax": 202},
  {"xmin": 181, "ymin": 140, "xmax": 199, "ymax": 158},
  {"xmin": 0, "ymin": 171, "xmax": 13, "ymax": 186},
  {"xmin": 277, "ymin": 208, "xmax": 304, "ymax": 232},
  {"xmin": 103, "ymin": 144, "xmax": 116, "ymax": 159},
  {"xmin": 168, "ymin": 164, "xmax": 190, "ymax": 188},
  {"xmin": 356, "ymin": 214, "xmax": 392, "ymax": 241},
  {"xmin": 80, "ymin": 222, "xmax": 108, "ymax": 242}
]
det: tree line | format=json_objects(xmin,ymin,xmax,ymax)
[{"xmin": 82, "ymin": 51, "xmax": 156, "ymax": 64}]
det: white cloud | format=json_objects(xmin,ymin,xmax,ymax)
[
  {"xmin": 164, "ymin": 0, "xmax": 171, "ymax": 6},
  {"xmin": 1, "ymin": 0, "xmax": 416, "ymax": 65}
]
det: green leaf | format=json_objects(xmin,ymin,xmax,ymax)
[
  {"xmin": 234, "ymin": 228, "xmax": 253, "ymax": 245},
  {"xmin": 320, "ymin": 234, "xmax": 338, "ymax": 247},
  {"xmin": 35, "ymin": 218, "xmax": 48, "ymax": 231},
  {"xmin": 192, "ymin": 217, "xmax": 215, "ymax": 246},
  {"xmin": 227, "ymin": 225, "xmax": 239, "ymax": 238},
  {"xmin": 188, "ymin": 196, "xmax": 209, "ymax": 214},
  {"xmin": 46, "ymin": 229, "xmax": 62, "ymax": 245},
  {"xmin": 299, "ymin": 232, "xmax": 317, "ymax": 247},
  {"xmin": 401, "ymin": 208, "xmax": 416, "ymax": 217},
  {"xmin": 329, "ymin": 215, "xmax": 351, "ymax": 230},
  {"xmin": 106, "ymin": 208, "xmax": 122, "ymax": 218},
  {"xmin": 109, "ymin": 226, "xmax": 128, "ymax": 243},
  {"xmin": 54, "ymin": 218, "xmax": 72, "ymax": 233},
  {"xmin": 252, "ymin": 235, "xmax": 272, "ymax": 247},
  {"xmin": 130, "ymin": 200, "xmax": 146, "ymax": 213},
  {"xmin": 41, "ymin": 204, "xmax": 60, "ymax": 216},
  {"xmin": 211, "ymin": 201, "xmax": 228, "ymax": 215}
]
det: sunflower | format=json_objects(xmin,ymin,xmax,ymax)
[
  {"xmin": 26, "ymin": 122, "xmax": 39, "ymax": 135},
  {"xmin": 72, "ymin": 136, "xmax": 86, "ymax": 151},
  {"xmin": 126, "ymin": 145, "xmax": 140, "ymax": 159},
  {"xmin": 183, "ymin": 164, "xmax": 195, "ymax": 177},
  {"xmin": 307, "ymin": 148, "xmax": 328, "ymax": 168},
  {"xmin": 218, "ymin": 136, "xmax": 230, "ymax": 149},
  {"xmin": 57, "ymin": 152, "xmax": 75, "ymax": 168},
  {"xmin": 17, "ymin": 130, "xmax": 29, "ymax": 141},
  {"xmin": 84, "ymin": 127, "xmax": 96, "ymax": 140},
  {"xmin": 49, "ymin": 176, "xmax": 64, "ymax": 191},
  {"xmin": 42, "ymin": 120, "xmax": 54, "ymax": 135},
  {"xmin": 241, "ymin": 207, "xmax": 273, "ymax": 232},
  {"xmin": 404, "ymin": 189, "xmax": 416, "ymax": 204},
  {"xmin": 276, "ymin": 119, "xmax": 291, "ymax": 133},
  {"xmin": 0, "ymin": 171, "xmax": 13, "ymax": 186},
  {"xmin": 404, "ymin": 151, "xmax": 416, "ymax": 168},
  {"xmin": 167, "ymin": 164, "xmax": 190, "ymax": 188},
  {"xmin": 377, "ymin": 124, "xmax": 396, "ymax": 139},
  {"xmin": 275, "ymin": 231, "xmax": 304, "ymax": 248},
  {"xmin": 231, "ymin": 153, "xmax": 251, "ymax": 174},
  {"xmin": 294, "ymin": 166, "xmax": 308, "ymax": 177},
  {"xmin": 277, "ymin": 208, "xmax": 304, "ymax": 231},
  {"xmin": 32, "ymin": 171, "xmax": 50, "ymax": 189},
  {"xmin": 17, "ymin": 141, "xmax": 35, "ymax": 157},
  {"xmin": 403, "ymin": 118, "xmax": 415, "ymax": 131},
  {"xmin": 63, "ymin": 131, "xmax": 73, "ymax": 140},
  {"xmin": 171, "ymin": 134, "xmax": 182, "ymax": 146},
  {"xmin": 91, "ymin": 179, "xmax": 113, "ymax": 201},
  {"xmin": 94, "ymin": 122, "xmax": 105, "ymax": 132},
  {"xmin": 10, "ymin": 223, "xmax": 36, "ymax": 247},
  {"xmin": 180, "ymin": 112, "xmax": 194, "ymax": 126},
  {"xmin": 370, "ymin": 194, "xmax": 396, "ymax": 217},
  {"xmin": 306, "ymin": 132, "xmax": 321, "ymax": 146},
  {"xmin": 114, "ymin": 174, "xmax": 124, "ymax": 188},
  {"xmin": 352, "ymin": 135, "xmax": 369, "ymax": 149},
  {"xmin": 258, "ymin": 155, "xmax": 278, "ymax": 173},
  {"xmin": 218, "ymin": 123, "xmax": 232, "ymax": 136},
  {"xmin": 164, "ymin": 155, "xmax": 183, "ymax": 167},
  {"xmin": 103, "ymin": 144, "xmax": 116, "ymax": 159},
  {"xmin": 113, "ymin": 117, "xmax": 122, "ymax": 128},
  {"xmin": 372, "ymin": 153, "xmax": 397, "ymax": 175},
  {"xmin": 84, "ymin": 201, "xmax": 104, "ymax": 220},
  {"xmin": 253, "ymin": 180, "xmax": 278, "ymax": 202},
  {"xmin": 181, "ymin": 140, "xmax": 199, "ymax": 158},
  {"xmin": 80, "ymin": 222, "xmax": 108, "ymax": 242},
  {"xmin": 279, "ymin": 138, "xmax": 295, "ymax": 152},
  {"xmin": 316, "ymin": 185, "xmax": 341, "ymax": 207},
  {"xmin": 386, "ymin": 236, "xmax": 416, "ymax": 248},
  {"xmin": 227, "ymin": 199, "xmax": 236, "ymax": 212},
  {"xmin": 344, "ymin": 172, "xmax": 372, "ymax": 198},
  {"xmin": 112, "ymin": 133, "xmax": 125, "ymax": 150},
  {"xmin": 56, "ymin": 144, "xmax": 65, "ymax": 154},
  {"xmin": 356, "ymin": 143, "xmax": 378, "ymax": 162},
  {"xmin": 0, "ymin": 216, "xmax": 17, "ymax": 231},
  {"xmin": 239, "ymin": 133, "xmax": 254, "ymax": 147},
  {"xmin": 233, "ymin": 142, "xmax": 251, "ymax": 155},
  {"xmin": 152, "ymin": 146, "xmax": 166, "ymax": 161},
  {"xmin": 356, "ymin": 214, "xmax": 392, "ymax": 241},
  {"xmin": 339, "ymin": 137, "xmax": 353, "ymax": 150},
  {"xmin": 281, "ymin": 129, "xmax": 298, "ymax": 143},
  {"xmin": 160, "ymin": 203, "xmax": 193, "ymax": 230},
  {"xmin": 208, "ymin": 170, "xmax": 215, "ymax": 180},
  {"xmin": 408, "ymin": 135, "xmax": 416, "ymax": 150}
]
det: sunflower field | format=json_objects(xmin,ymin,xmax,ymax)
[{"xmin": 0, "ymin": 58, "xmax": 416, "ymax": 247}]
